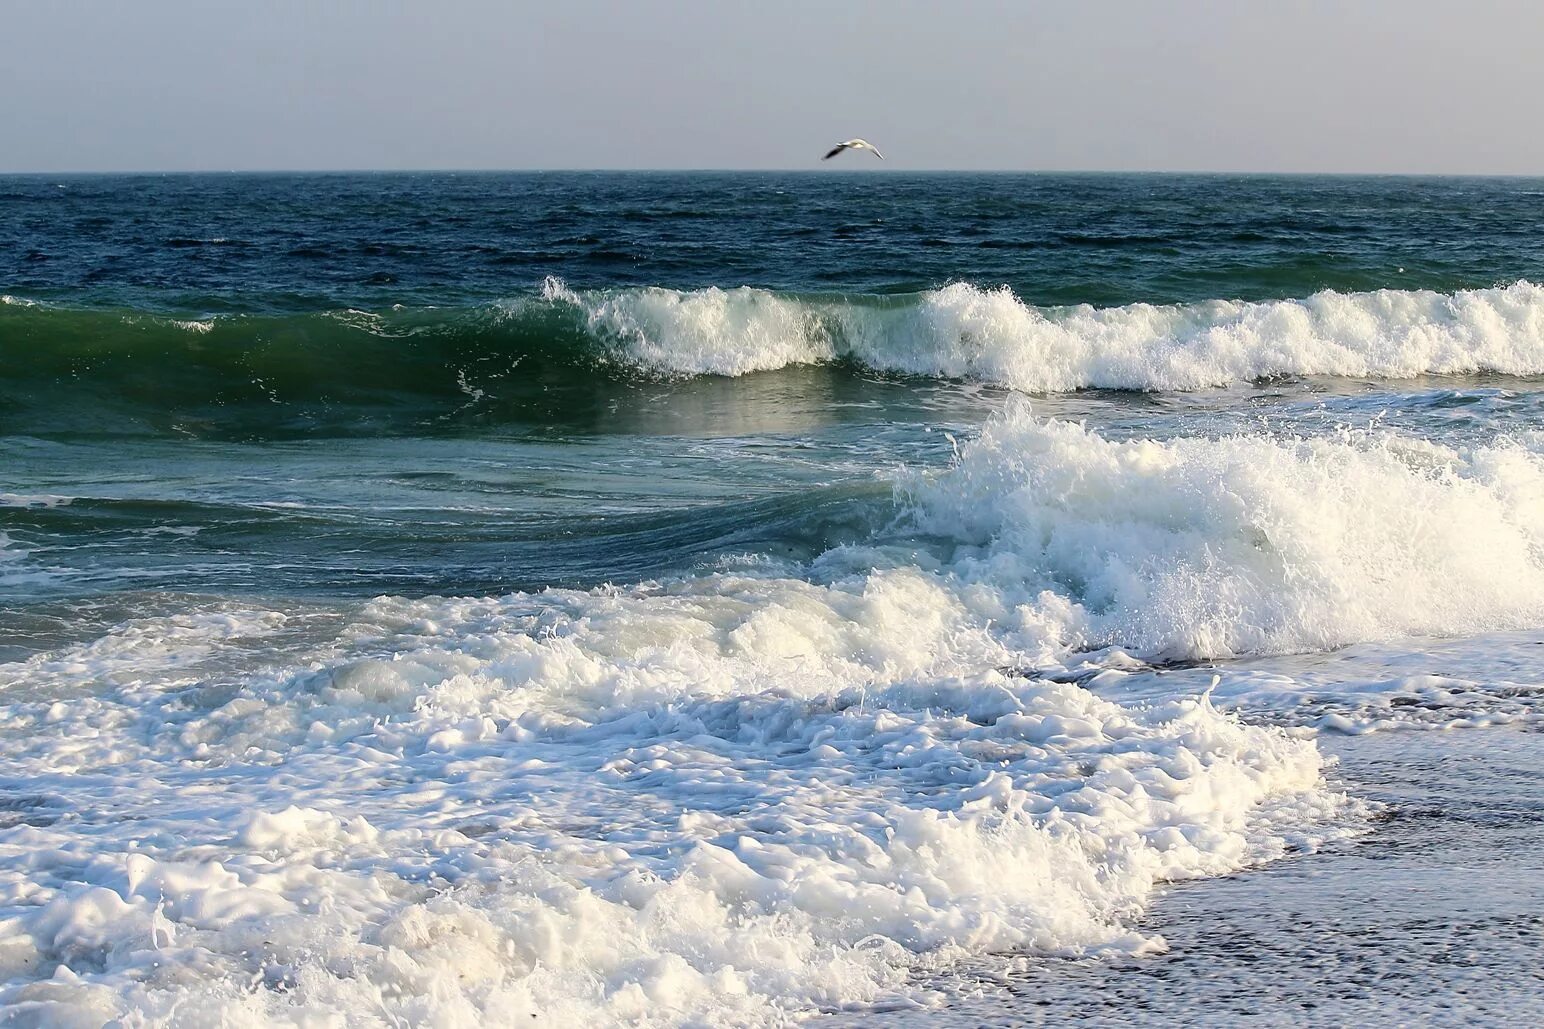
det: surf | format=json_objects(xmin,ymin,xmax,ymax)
[
  {"xmin": 8, "ymin": 403, "xmax": 1544, "ymax": 1023},
  {"xmin": 7, "ymin": 280, "xmax": 1544, "ymax": 436}
]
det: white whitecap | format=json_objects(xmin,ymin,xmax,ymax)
[{"xmin": 545, "ymin": 278, "xmax": 1544, "ymax": 390}]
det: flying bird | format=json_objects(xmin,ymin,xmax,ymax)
[{"xmin": 823, "ymin": 138, "xmax": 884, "ymax": 161}]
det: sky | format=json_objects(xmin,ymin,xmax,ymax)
[{"xmin": 4, "ymin": 0, "xmax": 1543, "ymax": 174}]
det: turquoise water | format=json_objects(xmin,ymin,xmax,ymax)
[{"xmin": 2, "ymin": 173, "xmax": 1543, "ymax": 1025}]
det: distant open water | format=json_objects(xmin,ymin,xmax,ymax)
[{"xmin": 1, "ymin": 173, "xmax": 1542, "ymax": 1025}]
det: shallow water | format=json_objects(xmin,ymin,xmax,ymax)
[{"xmin": 829, "ymin": 725, "xmax": 1544, "ymax": 1026}]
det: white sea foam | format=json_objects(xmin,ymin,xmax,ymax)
[
  {"xmin": 545, "ymin": 275, "xmax": 831, "ymax": 376},
  {"xmin": 0, "ymin": 531, "xmax": 66, "ymax": 592},
  {"xmin": 10, "ymin": 409, "xmax": 1544, "ymax": 1024},
  {"xmin": 0, "ymin": 596, "xmax": 1338, "ymax": 1026},
  {"xmin": 0, "ymin": 493, "xmax": 74, "ymax": 509},
  {"xmin": 545, "ymin": 278, "xmax": 1544, "ymax": 389},
  {"xmin": 324, "ymin": 307, "xmax": 391, "ymax": 333},
  {"xmin": 1084, "ymin": 630, "xmax": 1544, "ymax": 735},
  {"xmin": 903, "ymin": 409, "xmax": 1544, "ymax": 660}
]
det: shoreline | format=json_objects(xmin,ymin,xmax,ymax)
[{"xmin": 825, "ymin": 726, "xmax": 1544, "ymax": 1025}]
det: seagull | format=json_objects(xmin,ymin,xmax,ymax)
[{"xmin": 822, "ymin": 138, "xmax": 884, "ymax": 161}]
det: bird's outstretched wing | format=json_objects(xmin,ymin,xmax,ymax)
[
  {"xmin": 822, "ymin": 145, "xmax": 847, "ymax": 160},
  {"xmin": 869, "ymin": 147, "xmax": 884, "ymax": 160}
]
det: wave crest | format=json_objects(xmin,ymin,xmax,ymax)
[
  {"xmin": 550, "ymin": 278, "xmax": 1544, "ymax": 389},
  {"xmin": 905, "ymin": 409, "xmax": 1544, "ymax": 660},
  {"xmin": 548, "ymin": 275, "xmax": 832, "ymax": 376},
  {"xmin": 6, "ymin": 281, "xmax": 1544, "ymax": 437}
]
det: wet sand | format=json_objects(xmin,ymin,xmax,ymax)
[{"xmin": 828, "ymin": 728, "xmax": 1544, "ymax": 1026}]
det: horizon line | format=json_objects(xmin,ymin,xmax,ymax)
[{"xmin": 4, "ymin": 167, "xmax": 1544, "ymax": 179}]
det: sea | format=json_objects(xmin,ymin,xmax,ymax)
[{"xmin": 1, "ymin": 172, "xmax": 1542, "ymax": 1026}]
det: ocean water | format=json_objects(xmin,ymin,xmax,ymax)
[{"xmin": 1, "ymin": 172, "xmax": 1542, "ymax": 1025}]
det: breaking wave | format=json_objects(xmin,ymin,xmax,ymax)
[
  {"xmin": 553, "ymin": 277, "xmax": 1544, "ymax": 387},
  {"xmin": 9, "ymin": 409, "xmax": 1544, "ymax": 1023},
  {"xmin": 5, "ymin": 280, "xmax": 1544, "ymax": 435}
]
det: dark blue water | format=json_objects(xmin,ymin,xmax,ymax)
[{"xmin": 5, "ymin": 172, "xmax": 1544, "ymax": 310}]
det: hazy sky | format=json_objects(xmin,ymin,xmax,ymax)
[{"xmin": 5, "ymin": 0, "xmax": 1543, "ymax": 174}]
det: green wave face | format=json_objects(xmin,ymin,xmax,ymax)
[
  {"xmin": 0, "ymin": 299, "xmax": 606, "ymax": 438},
  {"xmin": 8, "ymin": 277, "xmax": 1544, "ymax": 438}
]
